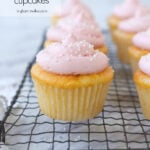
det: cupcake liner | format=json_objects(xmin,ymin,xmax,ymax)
[
  {"xmin": 108, "ymin": 16, "xmax": 120, "ymax": 42},
  {"xmin": 136, "ymin": 85, "xmax": 150, "ymax": 119},
  {"xmin": 109, "ymin": 26, "xmax": 116, "ymax": 43},
  {"xmin": 108, "ymin": 23, "xmax": 116, "ymax": 42},
  {"xmin": 114, "ymin": 30, "xmax": 133, "ymax": 64},
  {"xmin": 129, "ymin": 56, "xmax": 139, "ymax": 73},
  {"xmin": 33, "ymin": 79, "xmax": 111, "ymax": 121}
]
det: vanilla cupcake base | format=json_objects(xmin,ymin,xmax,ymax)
[
  {"xmin": 31, "ymin": 64, "xmax": 114, "ymax": 121},
  {"xmin": 34, "ymin": 81, "xmax": 110, "ymax": 121},
  {"xmin": 44, "ymin": 40, "xmax": 108, "ymax": 54},
  {"xmin": 134, "ymin": 71, "xmax": 150, "ymax": 120},
  {"xmin": 136, "ymin": 85, "xmax": 150, "ymax": 119},
  {"xmin": 129, "ymin": 57, "xmax": 139, "ymax": 73},
  {"xmin": 108, "ymin": 15, "xmax": 121, "ymax": 42},
  {"xmin": 114, "ymin": 30, "xmax": 134, "ymax": 64}
]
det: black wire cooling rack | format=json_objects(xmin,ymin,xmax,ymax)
[{"xmin": 0, "ymin": 31, "xmax": 150, "ymax": 150}]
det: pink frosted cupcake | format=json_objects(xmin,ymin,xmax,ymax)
[
  {"xmin": 46, "ymin": 13, "xmax": 107, "ymax": 54},
  {"xmin": 108, "ymin": 0, "xmax": 140, "ymax": 41},
  {"xmin": 51, "ymin": 0, "xmax": 93, "ymax": 25},
  {"xmin": 114, "ymin": 10, "xmax": 150, "ymax": 63},
  {"xmin": 31, "ymin": 36, "xmax": 114, "ymax": 121},
  {"xmin": 129, "ymin": 29, "xmax": 150, "ymax": 73},
  {"xmin": 134, "ymin": 54, "xmax": 150, "ymax": 119}
]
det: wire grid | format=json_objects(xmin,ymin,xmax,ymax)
[{"xmin": 1, "ymin": 31, "xmax": 150, "ymax": 150}]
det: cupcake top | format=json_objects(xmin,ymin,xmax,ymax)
[
  {"xmin": 139, "ymin": 54, "xmax": 150, "ymax": 76},
  {"xmin": 119, "ymin": 14, "xmax": 150, "ymax": 33},
  {"xmin": 54, "ymin": 0, "xmax": 90, "ymax": 18},
  {"xmin": 113, "ymin": 0, "xmax": 139, "ymax": 19},
  {"xmin": 47, "ymin": 13, "xmax": 105, "ymax": 47},
  {"xmin": 37, "ymin": 35, "xmax": 109, "ymax": 75},
  {"xmin": 66, "ymin": 4, "xmax": 94, "ymax": 19},
  {"xmin": 133, "ymin": 29, "xmax": 150, "ymax": 50}
]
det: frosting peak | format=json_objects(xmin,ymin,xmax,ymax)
[
  {"xmin": 37, "ymin": 38, "xmax": 109, "ymax": 75},
  {"xmin": 75, "ymin": 11, "xmax": 92, "ymax": 22},
  {"xmin": 55, "ymin": 0, "xmax": 91, "ymax": 18},
  {"xmin": 113, "ymin": 0, "xmax": 139, "ymax": 19},
  {"xmin": 57, "ymin": 12, "xmax": 95, "ymax": 27},
  {"xmin": 66, "ymin": 0, "xmax": 79, "ymax": 5},
  {"xmin": 139, "ymin": 54, "xmax": 150, "ymax": 75},
  {"xmin": 133, "ymin": 29, "xmax": 150, "ymax": 50},
  {"xmin": 60, "ymin": 34, "xmax": 94, "ymax": 56}
]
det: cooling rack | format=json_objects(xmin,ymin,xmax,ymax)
[{"xmin": 0, "ymin": 30, "xmax": 150, "ymax": 150}]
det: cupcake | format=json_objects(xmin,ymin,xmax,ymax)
[
  {"xmin": 45, "ymin": 13, "xmax": 108, "ymax": 54},
  {"xmin": 114, "ymin": 13, "xmax": 150, "ymax": 64},
  {"xmin": 31, "ymin": 36, "xmax": 114, "ymax": 121},
  {"xmin": 129, "ymin": 29, "xmax": 150, "ymax": 73},
  {"xmin": 51, "ymin": 0, "xmax": 92, "ymax": 25},
  {"xmin": 134, "ymin": 54, "xmax": 150, "ymax": 119},
  {"xmin": 108, "ymin": 0, "xmax": 140, "ymax": 41}
]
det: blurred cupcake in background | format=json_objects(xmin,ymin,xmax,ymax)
[
  {"xmin": 45, "ymin": 13, "xmax": 108, "ymax": 54},
  {"xmin": 129, "ymin": 29, "xmax": 150, "ymax": 73},
  {"xmin": 134, "ymin": 54, "xmax": 150, "ymax": 119},
  {"xmin": 108, "ymin": 0, "xmax": 140, "ymax": 41},
  {"xmin": 114, "ymin": 6, "xmax": 150, "ymax": 64},
  {"xmin": 51, "ymin": 0, "xmax": 93, "ymax": 25},
  {"xmin": 31, "ymin": 36, "xmax": 114, "ymax": 121}
]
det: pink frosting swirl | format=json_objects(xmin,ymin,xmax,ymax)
[
  {"xmin": 47, "ymin": 13, "xmax": 104, "ymax": 47},
  {"xmin": 133, "ymin": 29, "xmax": 150, "ymax": 50},
  {"xmin": 139, "ymin": 54, "xmax": 150, "ymax": 75},
  {"xmin": 55, "ymin": 0, "xmax": 91, "ymax": 18},
  {"xmin": 67, "ymin": 4, "xmax": 94, "ymax": 19},
  {"xmin": 134, "ymin": 5, "xmax": 150, "ymax": 17},
  {"xmin": 119, "ymin": 15, "xmax": 150, "ymax": 33},
  {"xmin": 113, "ymin": 0, "xmax": 139, "ymax": 19},
  {"xmin": 37, "ymin": 35, "xmax": 109, "ymax": 75}
]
